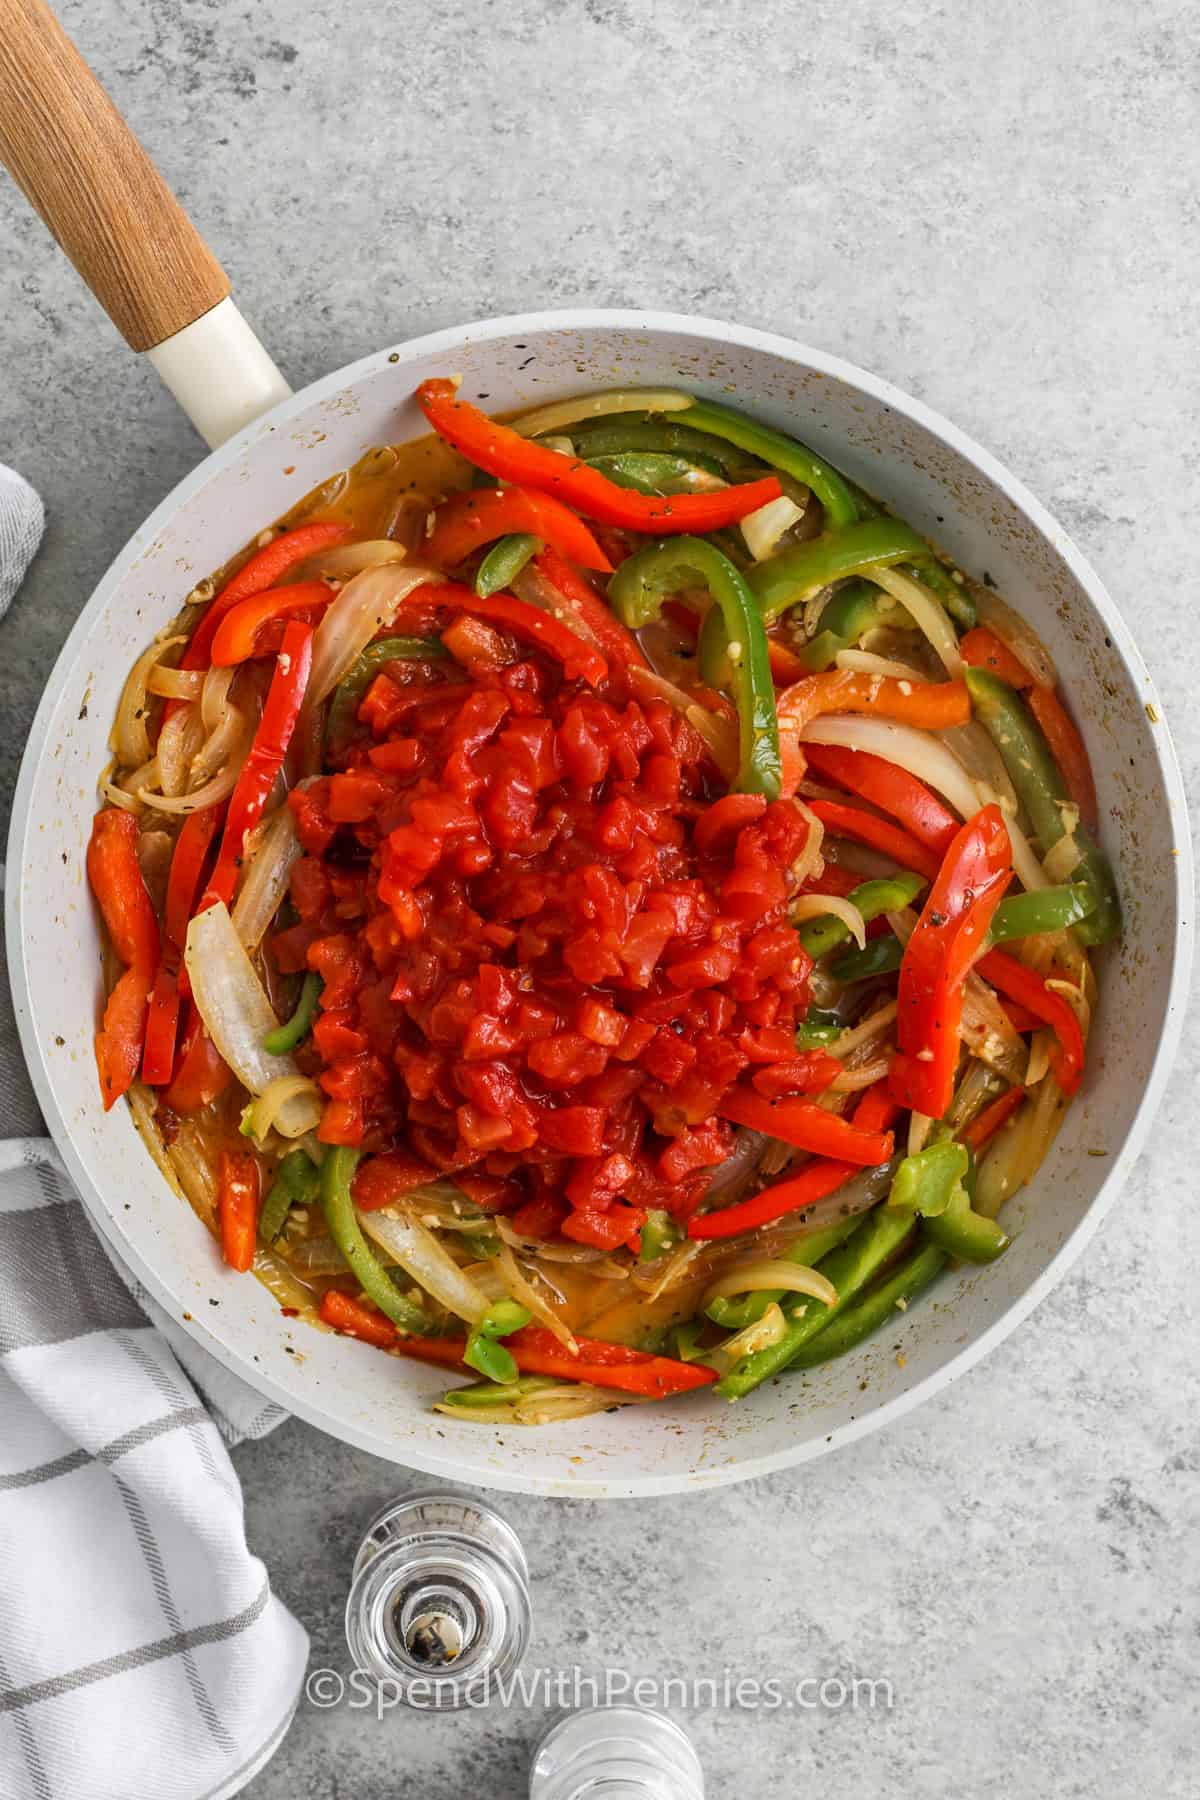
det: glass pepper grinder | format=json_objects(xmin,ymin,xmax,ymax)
[
  {"xmin": 530, "ymin": 1707, "xmax": 705, "ymax": 1799},
  {"xmin": 345, "ymin": 1490, "xmax": 531, "ymax": 1710}
]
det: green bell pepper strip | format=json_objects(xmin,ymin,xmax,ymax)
[
  {"xmin": 437, "ymin": 1375, "xmax": 565, "ymax": 1410},
  {"xmin": 788, "ymin": 1242, "xmax": 948, "ymax": 1368},
  {"xmin": 887, "ymin": 1141, "xmax": 1009, "ymax": 1263},
  {"xmin": 749, "ymin": 518, "xmax": 929, "ymax": 620},
  {"xmin": 262, "ymin": 971, "xmax": 322, "ymax": 1056},
  {"xmin": 259, "ymin": 1147, "xmax": 320, "ymax": 1245},
  {"xmin": 826, "ymin": 884, "xmax": 1089, "ymax": 991},
  {"xmin": 830, "ymin": 934, "xmax": 904, "ymax": 984},
  {"xmin": 671, "ymin": 1318, "xmax": 712, "ymax": 1364},
  {"xmin": 463, "ymin": 1298, "xmax": 534, "ymax": 1385},
  {"xmin": 676, "ymin": 397, "xmax": 860, "ymax": 529},
  {"xmin": 964, "ymin": 668, "xmax": 1122, "ymax": 946},
  {"xmin": 318, "ymin": 1147, "xmax": 431, "ymax": 1333},
  {"xmin": 609, "ymin": 538, "xmax": 781, "ymax": 798},
  {"xmin": 585, "ymin": 452, "xmax": 727, "ymax": 495},
  {"xmin": 796, "ymin": 872, "xmax": 926, "ymax": 960},
  {"xmin": 325, "ymin": 635, "xmax": 447, "ymax": 751},
  {"xmin": 795, "ymin": 1007, "xmax": 842, "ymax": 1049},
  {"xmin": 903, "ymin": 557, "xmax": 976, "ymax": 629},
  {"xmin": 987, "ymin": 883, "xmax": 1095, "ymax": 943},
  {"xmin": 639, "ymin": 1209, "xmax": 680, "ymax": 1264},
  {"xmin": 715, "ymin": 1205, "xmax": 917, "ymax": 1399},
  {"xmin": 799, "ymin": 580, "xmax": 887, "ymax": 671},
  {"xmin": 554, "ymin": 416, "xmax": 760, "ymax": 480},
  {"xmin": 474, "ymin": 533, "xmax": 542, "ymax": 597},
  {"xmin": 705, "ymin": 1217, "xmax": 859, "ymax": 1330}
]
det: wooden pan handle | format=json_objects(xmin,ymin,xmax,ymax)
[{"xmin": 0, "ymin": 0, "xmax": 229, "ymax": 351}]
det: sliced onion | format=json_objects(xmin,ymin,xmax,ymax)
[
  {"xmin": 155, "ymin": 704, "xmax": 204, "ymax": 798},
  {"xmin": 287, "ymin": 1237, "xmax": 352, "ymax": 1276},
  {"xmin": 938, "ymin": 722, "xmax": 1018, "ymax": 812},
  {"xmin": 289, "ymin": 540, "xmax": 405, "ymax": 581},
  {"xmin": 829, "ymin": 1000, "xmax": 898, "ymax": 1061},
  {"xmin": 741, "ymin": 494, "xmax": 806, "ymax": 562},
  {"xmin": 1024, "ymin": 1030, "xmax": 1052, "ymax": 1089},
  {"xmin": 241, "ymin": 1074, "xmax": 323, "ymax": 1143},
  {"xmin": 184, "ymin": 901, "xmax": 323, "ymax": 1134},
  {"xmin": 231, "ymin": 805, "xmax": 301, "ymax": 949},
  {"xmin": 791, "ymin": 892, "xmax": 866, "ymax": 949},
  {"xmin": 830, "ymin": 1057, "xmax": 890, "ymax": 1093},
  {"xmin": 835, "ymin": 648, "xmax": 931, "ymax": 682},
  {"xmin": 645, "ymin": 1237, "xmax": 702, "ymax": 1303},
  {"xmin": 803, "ymin": 716, "xmax": 979, "ymax": 819},
  {"xmin": 140, "ymin": 758, "xmax": 242, "ymax": 814},
  {"xmin": 201, "ymin": 663, "xmax": 236, "ymax": 734},
  {"xmin": 496, "ymin": 1243, "xmax": 577, "ymax": 1353},
  {"xmin": 702, "ymin": 1127, "xmax": 768, "ymax": 1202},
  {"xmin": 907, "ymin": 1111, "xmax": 934, "ymax": 1156},
  {"xmin": 98, "ymin": 760, "xmax": 142, "ymax": 812},
  {"xmin": 146, "ymin": 664, "xmax": 206, "ymax": 701},
  {"xmin": 111, "ymin": 634, "xmax": 187, "ymax": 769},
  {"xmin": 961, "ymin": 974, "xmax": 1028, "ymax": 1083},
  {"xmin": 253, "ymin": 1245, "xmax": 318, "ymax": 1312},
  {"xmin": 703, "ymin": 1261, "xmax": 838, "ymax": 1309},
  {"xmin": 358, "ymin": 1208, "xmax": 490, "ymax": 1324},
  {"xmin": 1042, "ymin": 824, "xmax": 1084, "ymax": 885},
  {"xmin": 788, "ymin": 798, "xmax": 825, "ymax": 886},
  {"xmin": 714, "ymin": 1301, "xmax": 786, "ymax": 1364},
  {"xmin": 1005, "ymin": 814, "xmax": 1050, "ymax": 894},
  {"xmin": 193, "ymin": 693, "xmax": 255, "ymax": 785},
  {"xmin": 512, "ymin": 389, "xmax": 694, "ymax": 438},
  {"xmin": 975, "ymin": 588, "xmax": 1057, "ymax": 688},
  {"xmin": 302, "ymin": 564, "xmax": 445, "ymax": 718},
  {"xmin": 494, "ymin": 1218, "xmax": 607, "ymax": 1261},
  {"xmin": 629, "ymin": 665, "xmax": 738, "ymax": 778},
  {"xmin": 864, "ymin": 565, "xmax": 963, "ymax": 676}
]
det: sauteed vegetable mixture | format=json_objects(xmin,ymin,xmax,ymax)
[{"xmin": 88, "ymin": 384, "xmax": 1120, "ymax": 1425}]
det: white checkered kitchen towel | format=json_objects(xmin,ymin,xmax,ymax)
[{"xmin": 0, "ymin": 466, "xmax": 309, "ymax": 1800}]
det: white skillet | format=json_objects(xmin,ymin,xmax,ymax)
[{"xmin": 0, "ymin": 1, "xmax": 1191, "ymax": 1495}]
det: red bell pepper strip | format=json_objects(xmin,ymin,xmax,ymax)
[
  {"xmin": 802, "ymin": 742, "xmax": 959, "ymax": 855},
  {"xmin": 959, "ymin": 626, "xmax": 1032, "ymax": 689},
  {"xmin": 1000, "ymin": 999, "xmax": 1041, "ymax": 1035},
  {"xmin": 533, "ymin": 547, "xmax": 648, "ymax": 670},
  {"xmin": 805, "ymin": 798, "xmax": 942, "ymax": 884},
  {"xmin": 209, "ymin": 580, "xmax": 334, "ymax": 667},
  {"xmin": 141, "ymin": 968, "xmax": 181, "ymax": 1086},
  {"xmin": 164, "ymin": 806, "xmax": 222, "ymax": 951},
  {"xmin": 200, "ymin": 621, "xmax": 314, "ymax": 910},
  {"xmin": 889, "ymin": 804, "xmax": 1013, "ymax": 1119},
  {"xmin": 416, "ymin": 380, "xmax": 783, "ymax": 534},
  {"xmin": 717, "ymin": 1085, "xmax": 894, "ymax": 1166},
  {"xmin": 320, "ymin": 1298, "xmax": 717, "ymax": 1395},
  {"xmin": 691, "ymin": 1082, "xmax": 899, "ymax": 1239},
  {"xmin": 1026, "ymin": 685, "xmax": 1099, "ymax": 833},
  {"xmin": 319, "ymin": 1289, "xmax": 401, "ymax": 1350},
  {"xmin": 974, "ymin": 947, "xmax": 1086, "ymax": 1095},
  {"xmin": 85, "ymin": 809, "xmax": 161, "ymax": 1110},
  {"xmin": 218, "ymin": 1150, "xmax": 260, "ymax": 1272},
  {"xmin": 425, "ymin": 488, "xmax": 612, "ymax": 574},
  {"xmin": 164, "ymin": 1005, "xmax": 232, "ymax": 1113},
  {"xmin": 165, "ymin": 523, "xmax": 354, "ymax": 722},
  {"xmin": 961, "ymin": 1085, "xmax": 1026, "ymax": 1153},
  {"xmin": 688, "ymin": 1155, "xmax": 858, "ymax": 1240},
  {"xmin": 447, "ymin": 591, "xmax": 607, "ymax": 687}
]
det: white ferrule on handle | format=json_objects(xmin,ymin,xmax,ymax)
[{"xmin": 145, "ymin": 297, "xmax": 292, "ymax": 448}]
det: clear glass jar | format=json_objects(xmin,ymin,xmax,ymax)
[
  {"xmin": 344, "ymin": 1490, "xmax": 531, "ymax": 1710},
  {"xmin": 530, "ymin": 1707, "xmax": 705, "ymax": 1799}
]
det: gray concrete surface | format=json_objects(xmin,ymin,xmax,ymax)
[{"xmin": 2, "ymin": 1, "xmax": 1198, "ymax": 1794}]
